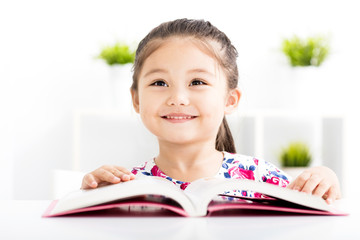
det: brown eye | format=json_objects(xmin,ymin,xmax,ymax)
[
  {"xmin": 151, "ymin": 80, "xmax": 168, "ymax": 87},
  {"xmin": 190, "ymin": 79, "xmax": 206, "ymax": 86}
]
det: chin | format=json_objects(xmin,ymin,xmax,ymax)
[{"xmin": 158, "ymin": 135, "xmax": 198, "ymax": 145}]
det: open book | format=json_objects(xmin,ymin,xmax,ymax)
[{"xmin": 43, "ymin": 176, "xmax": 347, "ymax": 217}]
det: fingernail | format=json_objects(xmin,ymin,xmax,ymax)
[
  {"xmin": 91, "ymin": 181, "xmax": 97, "ymax": 187},
  {"xmin": 327, "ymin": 198, "xmax": 333, "ymax": 204},
  {"xmin": 113, "ymin": 176, "xmax": 120, "ymax": 182}
]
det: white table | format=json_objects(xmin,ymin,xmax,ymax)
[{"xmin": 1, "ymin": 200, "xmax": 359, "ymax": 240}]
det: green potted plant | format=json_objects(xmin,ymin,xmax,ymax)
[
  {"xmin": 279, "ymin": 142, "xmax": 312, "ymax": 178},
  {"xmin": 282, "ymin": 35, "xmax": 330, "ymax": 67},
  {"xmin": 98, "ymin": 42, "xmax": 136, "ymax": 66},
  {"xmin": 97, "ymin": 42, "xmax": 137, "ymax": 111},
  {"xmin": 281, "ymin": 35, "xmax": 330, "ymax": 109}
]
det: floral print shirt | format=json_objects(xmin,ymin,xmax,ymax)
[{"xmin": 131, "ymin": 151, "xmax": 291, "ymax": 198}]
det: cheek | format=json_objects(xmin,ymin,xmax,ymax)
[
  {"xmin": 139, "ymin": 99, "xmax": 151, "ymax": 117},
  {"xmin": 139, "ymin": 104, "xmax": 154, "ymax": 133},
  {"xmin": 199, "ymin": 91, "xmax": 227, "ymax": 114},
  {"xmin": 138, "ymin": 92, "xmax": 158, "ymax": 120},
  {"xmin": 197, "ymin": 94, "xmax": 227, "ymax": 131}
]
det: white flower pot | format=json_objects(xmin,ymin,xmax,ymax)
[
  {"xmin": 290, "ymin": 66, "xmax": 325, "ymax": 111},
  {"xmin": 107, "ymin": 64, "xmax": 133, "ymax": 114}
]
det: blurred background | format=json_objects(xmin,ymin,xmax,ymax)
[{"xmin": 1, "ymin": 0, "xmax": 359, "ymax": 200}]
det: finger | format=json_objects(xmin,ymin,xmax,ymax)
[
  {"xmin": 111, "ymin": 169, "xmax": 132, "ymax": 182},
  {"xmin": 325, "ymin": 186, "xmax": 337, "ymax": 204},
  {"xmin": 332, "ymin": 181, "xmax": 341, "ymax": 200},
  {"xmin": 312, "ymin": 180, "xmax": 330, "ymax": 198},
  {"xmin": 336, "ymin": 186, "xmax": 342, "ymax": 200},
  {"xmin": 96, "ymin": 168, "xmax": 121, "ymax": 183},
  {"xmin": 101, "ymin": 165, "xmax": 122, "ymax": 175},
  {"xmin": 113, "ymin": 166, "xmax": 136, "ymax": 181},
  {"xmin": 130, "ymin": 172, "xmax": 136, "ymax": 179},
  {"xmin": 82, "ymin": 174, "xmax": 98, "ymax": 189},
  {"xmin": 114, "ymin": 166, "xmax": 133, "ymax": 175},
  {"xmin": 288, "ymin": 171, "xmax": 311, "ymax": 191},
  {"xmin": 301, "ymin": 174, "xmax": 322, "ymax": 194},
  {"xmin": 102, "ymin": 167, "xmax": 133, "ymax": 181}
]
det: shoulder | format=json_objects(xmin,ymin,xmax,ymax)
[
  {"xmin": 130, "ymin": 159, "xmax": 171, "ymax": 180},
  {"xmin": 130, "ymin": 160, "xmax": 156, "ymax": 177},
  {"xmin": 223, "ymin": 151, "xmax": 286, "ymax": 173},
  {"xmin": 222, "ymin": 152, "xmax": 259, "ymax": 167},
  {"xmin": 220, "ymin": 152, "xmax": 260, "ymax": 180},
  {"xmin": 221, "ymin": 152, "xmax": 291, "ymax": 186}
]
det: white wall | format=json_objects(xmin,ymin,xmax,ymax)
[{"xmin": 0, "ymin": 0, "xmax": 359, "ymax": 199}]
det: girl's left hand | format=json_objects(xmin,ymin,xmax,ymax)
[{"xmin": 287, "ymin": 166, "xmax": 341, "ymax": 204}]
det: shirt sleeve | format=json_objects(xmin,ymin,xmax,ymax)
[
  {"xmin": 130, "ymin": 161, "xmax": 149, "ymax": 177},
  {"xmin": 256, "ymin": 158, "xmax": 291, "ymax": 188}
]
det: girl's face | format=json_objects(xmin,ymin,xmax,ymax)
[{"xmin": 132, "ymin": 37, "xmax": 240, "ymax": 147}]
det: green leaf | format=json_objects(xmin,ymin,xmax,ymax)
[
  {"xmin": 282, "ymin": 35, "xmax": 330, "ymax": 67},
  {"xmin": 98, "ymin": 42, "xmax": 136, "ymax": 65},
  {"xmin": 280, "ymin": 142, "xmax": 312, "ymax": 167}
]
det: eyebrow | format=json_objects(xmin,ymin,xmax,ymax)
[
  {"xmin": 143, "ymin": 68, "xmax": 214, "ymax": 78},
  {"xmin": 187, "ymin": 68, "xmax": 214, "ymax": 76},
  {"xmin": 143, "ymin": 68, "xmax": 168, "ymax": 78}
]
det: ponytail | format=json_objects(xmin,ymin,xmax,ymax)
[{"xmin": 216, "ymin": 117, "xmax": 236, "ymax": 153}]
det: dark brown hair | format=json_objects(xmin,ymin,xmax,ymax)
[{"xmin": 131, "ymin": 18, "xmax": 239, "ymax": 153}]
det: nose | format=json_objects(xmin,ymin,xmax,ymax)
[{"xmin": 166, "ymin": 87, "xmax": 190, "ymax": 106}]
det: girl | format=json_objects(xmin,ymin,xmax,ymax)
[{"xmin": 81, "ymin": 19, "xmax": 341, "ymax": 204}]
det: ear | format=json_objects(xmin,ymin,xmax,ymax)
[
  {"xmin": 224, "ymin": 88, "xmax": 241, "ymax": 115},
  {"xmin": 131, "ymin": 89, "xmax": 140, "ymax": 113}
]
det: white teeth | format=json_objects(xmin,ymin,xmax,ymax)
[{"xmin": 166, "ymin": 116, "xmax": 193, "ymax": 120}]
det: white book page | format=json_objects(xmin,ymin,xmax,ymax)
[
  {"xmin": 51, "ymin": 177, "xmax": 195, "ymax": 215},
  {"xmin": 184, "ymin": 178, "xmax": 331, "ymax": 216}
]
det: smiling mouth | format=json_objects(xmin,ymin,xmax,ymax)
[
  {"xmin": 162, "ymin": 115, "xmax": 196, "ymax": 120},
  {"xmin": 160, "ymin": 114, "xmax": 198, "ymax": 121}
]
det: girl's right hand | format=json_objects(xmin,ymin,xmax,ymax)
[{"xmin": 81, "ymin": 165, "xmax": 136, "ymax": 189}]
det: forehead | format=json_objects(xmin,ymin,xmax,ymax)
[{"xmin": 139, "ymin": 37, "xmax": 224, "ymax": 78}]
